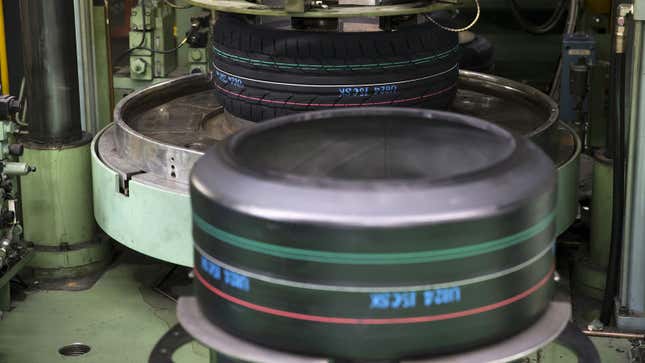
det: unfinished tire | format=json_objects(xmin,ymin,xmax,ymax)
[
  {"xmin": 212, "ymin": 14, "xmax": 460, "ymax": 121},
  {"xmin": 191, "ymin": 108, "xmax": 557, "ymax": 360}
]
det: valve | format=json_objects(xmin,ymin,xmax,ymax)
[
  {"xmin": 0, "ymin": 95, "xmax": 20, "ymax": 120},
  {"xmin": 3, "ymin": 162, "xmax": 36, "ymax": 176}
]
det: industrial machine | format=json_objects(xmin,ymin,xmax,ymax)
[{"xmin": 0, "ymin": 0, "xmax": 644, "ymax": 362}]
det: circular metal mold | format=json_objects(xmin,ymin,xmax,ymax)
[
  {"xmin": 455, "ymin": 70, "xmax": 559, "ymax": 161},
  {"xmin": 186, "ymin": 0, "xmax": 453, "ymax": 18},
  {"xmin": 176, "ymin": 295, "xmax": 571, "ymax": 363},
  {"xmin": 94, "ymin": 71, "xmax": 574, "ymax": 267},
  {"xmin": 109, "ymin": 71, "xmax": 559, "ymax": 190},
  {"xmin": 112, "ymin": 74, "xmax": 253, "ymax": 187}
]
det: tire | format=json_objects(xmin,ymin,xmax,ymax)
[
  {"xmin": 191, "ymin": 108, "xmax": 557, "ymax": 360},
  {"xmin": 211, "ymin": 14, "xmax": 460, "ymax": 121},
  {"xmin": 459, "ymin": 32, "xmax": 495, "ymax": 72}
]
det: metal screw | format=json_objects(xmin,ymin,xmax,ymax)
[{"xmin": 310, "ymin": 0, "xmax": 328, "ymax": 8}]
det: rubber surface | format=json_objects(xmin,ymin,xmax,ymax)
[
  {"xmin": 459, "ymin": 34, "xmax": 495, "ymax": 72},
  {"xmin": 212, "ymin": 14, "xmax": 459, "ymax": 121},
  {"xmin": 190, "ymin": 108, "xmax": 557, "ymax": 360}
]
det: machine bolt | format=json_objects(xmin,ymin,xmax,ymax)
[
  {"xmin": 8, "ymin": 144, "xmax": 23, "ymax": 157},
  {"xmin": 131, "ymin": 58, "xmax": 148, "ymax": 75},
  {"xmin": 190, "ymin": 49, "xmax": 203, "ymax": 61},
  {"xmin": 310, "ymin": 0, "xmax": 328, "ymax": 8}
]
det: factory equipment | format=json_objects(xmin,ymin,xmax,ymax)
[
  {"xmin": 18, "ymin": 0, "xmax": 111, "ymax": 280},
  {"xmin": 186, "ymin": 107, "xmax": 563, "ymax": 361},
  {"xmin": 4, "ymin": 0, "xmax": 645, "ymax": 362},
  {"xmin": 93, "ymin": 71, "xmax": 581, "ymax": 267},
  {"xmin": 0, "ymin": 93, "xmax": 35, "ymax": 312},
  {"xmin": 112, "ymin": 0, "xmax": 212, "ymax": 101}
]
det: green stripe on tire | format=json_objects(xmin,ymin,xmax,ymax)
[
  {"xmin": 193, "ymin": 212, "xmax": 555, "ymax": 265},
  {"xmin": 213, "ymin": 46, "xmax": 459, "ymax": 70}
]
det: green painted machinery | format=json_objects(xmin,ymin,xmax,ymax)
[
  {"xmin": 93, "ymin": 71, "xmax": 582, "ymax": 267},
  {"xmin": 18, "ymin": 0, "xmax": 111, "ymax": 281}
]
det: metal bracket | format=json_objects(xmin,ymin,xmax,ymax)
[
  {"xmin": 171, "ymin": 295, "xmax": 570, "ymax": 363},
  {"xmin": 559, "ymin": 33, "xmax": 596, "ymax": 125},
  {"xmin": 148, "ymin": 323, "xmax": 194, "ymax": 363},
  {"xmin": 616, "ymin": 300, "xmax": 645, "ymax": 332},
  {"xmin": 118, "ymin": 170, "xmax": 146, "ymax": 196}
]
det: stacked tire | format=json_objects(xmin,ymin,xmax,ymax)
[{"xmin": 212, "ymin": 14, "xmax": 460, "ymax": 122}]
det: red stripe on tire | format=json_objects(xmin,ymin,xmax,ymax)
[{"xmin": 194, "ymin": 264, "xmax": 554, "ymax": 325}]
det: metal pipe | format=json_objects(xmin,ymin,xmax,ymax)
[
  {"xmin": 19, "ymin": 0, "xmax": 83, "ymax": 143},
  {"xmin": 583, "ymin": 330, "xmax": 645, "ymax": 340},
  {"xmin": 0, "ymin": 0, "xmax": 10, "ymax": 95},
  {"xmin": 74, "ymin": 0, "xmax": 89, "ymax": 133},
  {"xmin": 621, "ymin": 19, "xmax": 642, "ymax": 308},
  {"xmin": 600, "ymin": 3, "xmax": 633, "ymax": 325},
  {"xmin": 621, "ymin": 15, "xmax": 645, "ymax": 319},
  {"xmin": 549, "ymin": 0, "xmax": 579, "ymax": 99}
]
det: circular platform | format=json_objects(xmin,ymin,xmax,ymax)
[
  {"xmin": 92, "ymin": 72, "xmax": 579, "ymax": 266},
  {"xmin": 176, "ymin": 295, "xmax": 571, "ymax": 363}
]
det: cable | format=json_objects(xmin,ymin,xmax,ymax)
[
  {"xmin": 511, "ymin": 0, "xmax": 568, "ymax": 35},
  {"xmin": 600, "ymin": 50, "xmax": 626, "ymax": 325},
  {"xmin": 564, "ymin": 0, "xmax": 578, "ymax": 34},
  {"xmin": 14, "ymin": 77, "xmax": 27, "ymax": 127},
  {"xmin": 114, "ymin": 0, "xmax": 149, "ymax": 65},
  {"xmin": 114, "ymin": 1, "xmax": 194, "ymax": 66},
  {"xmin": 425, "ymin": 0, "xmax": 480, "ymax": 33},
  {"xmin": 164, "ymin": 0, "xmax": 193, "ymax": 9},
  {"xmin": 135, "ymin": 34, "xmax": 192, "ymax": 55},
  {"xmin": 548, "ymin": 0, "xmax": 579, "ymax": 98}
]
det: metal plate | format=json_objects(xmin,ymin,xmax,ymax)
[
  {"xmin": 110, "ymin": 72, "xmax": 560, "ymax": 191},
  {"xmin": 187, "ymin": 0, "xmax": 454, "ymax": 18},
  {"xmin": 176, "ymin": 295, "xmax": 571, "ymax": 363}
]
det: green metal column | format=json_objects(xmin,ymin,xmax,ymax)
[
  {"xmin": 618, "ymin": 8, "xmax": 645, "ymax": 330},
  {"xmin": 93, "ymin": 2, "xmax": 114, "ymax": 129},
  {"xmin": 19, "ymin": 0, "xmax": 111, "ymax": 280},
  {"xmin": 574, "ymin": 150, "xmax": 613, "ymax": 300},
  {"xmin": 20, "ymin": 137, "xmax": 110, "ymax": 279}
]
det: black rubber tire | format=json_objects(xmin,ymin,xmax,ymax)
[
  {"xmin": 212, "ymin": 13, "xmax": 459, "ymax": 122},
  {"xmin": 459, "ymin": 33, "xmax": 495, "ymax": 72},
  {"xmin": 191, "ymin": 108, "xmax": 557, "ymax": 360}
]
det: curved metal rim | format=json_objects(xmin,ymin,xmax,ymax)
[
  {"xmin": 111, "ymin": 71, "xmax": 560, "ymax": 186},
  {"xmin": 556, "ymin": 121, "xmax": 583, "ymax": 169},
  {"xmin": 112, "ymin": 72, "xmax": 559, "ymax": 164},
  {"xmin": 22, "ymin": 132, "xmax": 93, "ymax": 150},
  {"xmin": 458, "ymin": 70, "xmax": 560, "ymax": 140},
  {"xmin": 114, "ymin": 73, "xmax": 208, "ymax": 158},
  {"xmin": 220, "ymin": 106, "xmax": 523, "ymax": 189},
  {"xmin": 187, "ymin": 0, "xmax": 453, "ymax": 17},
  {"xmin": 177, "ymin": 295, "xmax": 571, "ymax": 363}
]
